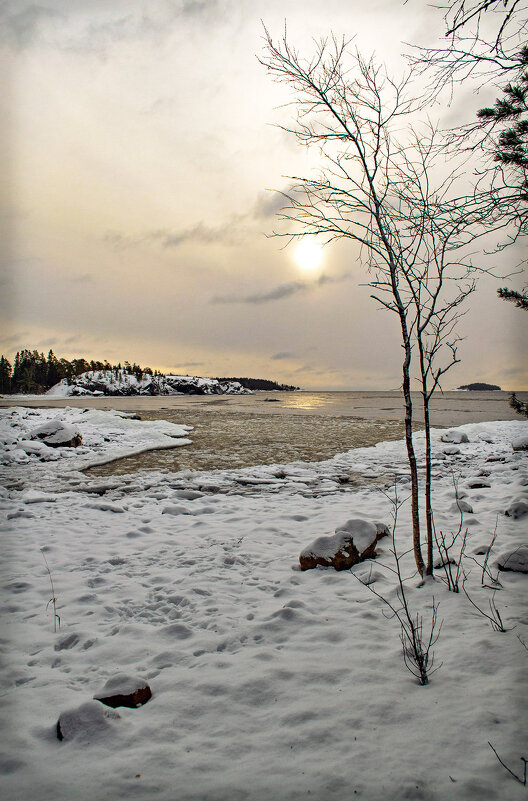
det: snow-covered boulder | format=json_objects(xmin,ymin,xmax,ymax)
[
  {"xmin": 466, "ymin": 477, "xmax": 491, "ymax": 489},
  {"xmin": 56, "ymin": 701, "xmax": 120, "ymax": 742},
  {"xmin": 452, "ymin": 499, "xmax": 473, "ymax": 514},
  {"xmin": 94, "ymin": 674, "xmax": 152, "ymax": 709},
  {"xmin": 512, "ymin": 433, "xmax": 528, "ymax": 452},
  {"xmin": 299, "ymin": 519, "xmax": 389, "ymax": 572},
  {"xmin": 504, "ymin": 498, "xmax": 528, "ymax": 519},
  {"xmin": 29, "ymin": 419, "xmax": 82, "ymax": 448},
  {"xmin": 496, "ymin": 546, "xmax": 528, "ymax": 573},
  {"xmin": 441, "ymin": 430, "xmax": 469, "ymax": 444}
]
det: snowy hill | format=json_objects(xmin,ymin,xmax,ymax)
[{"xmin": 47, "ymin": 370, "xmax": 251, "ymax": 397}]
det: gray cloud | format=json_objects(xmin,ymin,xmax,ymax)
[
  {"xmin": 253, "ymin": 190, "xmax": 290, "ymax": 219},
  {"xmin": 0, "ymin": 4, "xmax": 63, "ymax": 48},
  {"xmin": 0, "ymin": 0, "xmax": 221, "ymax": 52},
  {"xmin": 0, "ymin": 332, "xmax": 31, "ymax": 349},
  {"xmin": 162, "ymin": 221, "xmax": 243, "ymax": 248},
  {"xmin": 36, "ymin": 337, "xmax": 58, "ymax": 349},
  {"xmin": 104, "ymin": 219, "xmax": 244, "ymax": 250},
  {"xmin": 212, "ymin": 280, "xmax": 307, "ymax": 305},
  {"xmin": 212, "ymin": 273, "xmax": 351, "ymax": 305},
  {"xmin": 271, "ymin": 352, "xmax": 296, "ymax": 360},
  {"xmin": 181, "ymin": 0, "xmax": 218, "ymax": 17},
  {"xmin": 174, "ymin": 361, "xmax": 204, "ymax": 368}
]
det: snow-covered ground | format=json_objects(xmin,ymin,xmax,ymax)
[{"xmin": 1, "ymin": 406, "xmax": 527, "ymax": 801}]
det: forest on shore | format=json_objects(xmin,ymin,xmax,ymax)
[{"xmin": 0, "ymin": 349, "xmax": 298, "ymax": 395}]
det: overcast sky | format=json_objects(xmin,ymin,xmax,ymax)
[{"xmin": 1, "ymin": 0, "xmax": 526, "ymax": 390}]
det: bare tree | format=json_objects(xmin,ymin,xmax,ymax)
[
  {"xmin": 353, "ymin": 482, "xmax": 442, "ymax": 685},
  {"xmin": 409, "ymin": 1, "xmax": 528, "ymax": 239},
  {"xmin": 261, "ymin": 28, "xmax": 484, "ymax": 575},
  {"xmin": 411, "ymin": 1, "xmax": 528, "ymax": 86}
]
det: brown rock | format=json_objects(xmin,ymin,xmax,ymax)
[
  {"xmin": 94, "ymin": 674, "xmax": 152, "ymax": 709},
  {"xmin": 299, "ymin": 519, "xmax": 389, "ymax": 571}
]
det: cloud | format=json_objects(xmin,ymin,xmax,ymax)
[
  {"xmin": 253, "ymin": 190, "xmax": 290, "ymax": 219},
  {"xmin": 36, "ymin": 337, "xmax": 58, "ymax": 349},
  {"xmin": 271, "ymin": 352, "xmax": 297, "ymax": 360},
  {"xmin": 212, "ymin": 280, "xmax": 308, "ymax": 305},
  {"xmin": 0, "ymin": 332, "xmax": 30, "ymax": 349},
  {"xmin": 104, "ymin": 219, "xmax": 244, "ymax": 250},
  {"xmin": 212, "ymin": 272, "xmax": 351, "ymax": 304},
  {"xmin": 0, "ymin": 0, "xmax": 224, "ymax": 53},
  {"xmin": 0, "ymin": 4, "xmax": 63, "ymax": 48},
  {"xmin": 181, "ymin": 0, "xmax": 219, "ymax": 17},
  {"xmin": 174, "ymin": 361, "xmax": 204, "ymax": 368},
  {"xmin": 162, "ymin": 221, "xmax": 243, "ymax": 248}
]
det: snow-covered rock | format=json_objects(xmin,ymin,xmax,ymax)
[
  {"xmin": 496, "ymin": 545, "xmax": 528, "ymax": 573},
  {"xmin": 29, "ymin": 419, "xmax": 82, "ymax": 448},
  {"xmin": 441, "ymin": 430, "xmax": 469, "ymax": 444},
  {"xmin": 466, "ymin": 477, "xmax": 491, "ymax": 489},
  {"xmin": 504, "ymin": 498, "xmax": 528, "ymax": 519},
  {"xmin": 47, "ymin": 370, "xmax": 251, "ymax": 397},
  {"xmin": 56, "ymin": 701, "xmax": 120, "ymax": 742},
  {"xmin": 299, "ymin": 518, "xmax": 389, "ymax": 571},
  {"xmin": 512, "ymin": 433, "xmax": 528, "ymax": 451},
  {"xmin": 452, "ymin": 499, "xmax": 473, "ymax": 514},
  {"xmin": 442, "ymin": 445, "xmax": 461, "ymax": 455},
  {"xmin": 94, "ymin": 675, "xmax": 152, "ymax": 709}
]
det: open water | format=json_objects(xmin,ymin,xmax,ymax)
[{"xmin": 6, "ymin": 389, "xmax": 522, "ymax": 476}]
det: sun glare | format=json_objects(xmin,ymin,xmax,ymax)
[{"xmin": 294, "ymin": 239, "xmax": 324, "ymax": 272}]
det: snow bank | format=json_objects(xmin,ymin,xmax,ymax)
[
  {"xmin": 0, "ymin": 412, "xmax": 527, "ymax": 801},
  {"xmin": 0, "ymin": 407, "xmax": 192, "ymax": 479}
]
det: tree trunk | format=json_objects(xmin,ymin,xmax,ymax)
[
  {"xmin": 401, "ymin": 339, "xmax": 424, "ymax": 577},
  {"xmin": 422, "ymin": 397, "xmax": 434, "ymax": 574}
]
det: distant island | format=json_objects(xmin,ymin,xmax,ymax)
[
  {"xmin": 457, "ymin": 382, "xmax": 502, "ymax": 391},
  {"xmin": 0, "ymin": 348, "xmax": 299, "ymax": 396},
  {"xmin": 216, "ymin": 377, "xmax": 299, "ymax": 392}
]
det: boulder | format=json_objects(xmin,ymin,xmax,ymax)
[
  {"xmin": 57, "ymin": 701, "xmax": 120, "ymax": 742},
  {"xmin": 452, "ymin": 499, "xmax": 473, "ymax": 514},
  {"xmin": 466, "ymin": 477, "xmax": 491, "ymax": 489},
  {"xmin": 504, "ymin": 498, "xmax": 528, "ymax": 519},
  {"xmin": 299, "ymin": 519, "xmax": 389, "ymax": 571},
  {"xmin": 30, "ymin": 419, "xmax": 82, "ymax": 448},
  {"xmin": 496, "ymin": 546, "xmax": 528, "ymax": 573},
  {"xmin": 94, "ymin": 674, "xmax": 152, "ymax": 709},
  {"xmin": 512, "ymin": 434, "xmax": 528, "ymax": 452},
  {"xmin": 441, "ymin": 430, "xmax": 469, "ymax": 444}
]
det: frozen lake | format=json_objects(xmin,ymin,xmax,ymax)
[{"xmin": 2, "ymin": 390, "xmax": 523, "ymax": 475}]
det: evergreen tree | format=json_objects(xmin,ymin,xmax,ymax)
[
  {"xmin": 0, "ymin": 355, "xmax": 12, "ymax": 393},
  {"xmin": 477, "ymin": 54, "xmax": 528, "ymax": 231},
  {"xmin": 498, "ymin": 284, "xmax": 528, "ymax": 416},
  {"xmin": 46, "ymin": 349, "xmax": 60, "ymax": 389},
  {"xmin": 498, "ymin": 286, "xmax": 528, "ymax": 309}
]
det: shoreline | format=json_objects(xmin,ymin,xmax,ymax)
[{"xmin": 0, "ymin": 389, "xmax": 525, "ymax": 426}]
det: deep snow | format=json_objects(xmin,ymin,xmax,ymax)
[{"xmin": 0, "ymin": 406, "xmax": 527, "ymax": 801}]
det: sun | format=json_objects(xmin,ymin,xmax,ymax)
[{"xmin": 294, "ymin": 238, "xmax": 324, "ymax": 272}]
